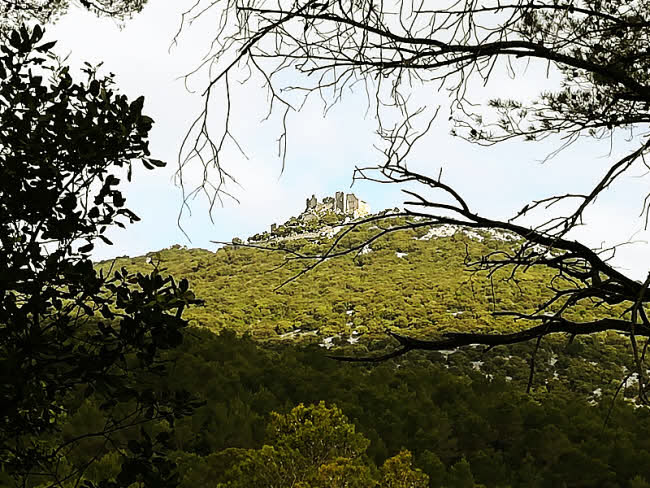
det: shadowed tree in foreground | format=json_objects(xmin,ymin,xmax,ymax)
[
  {"xmin": 175, "ymin": 0, "xmax": 650, "ymax": 399},
  {"xmin": 0, "ymin": 25, "xmax": 202, "ymax": 487}
]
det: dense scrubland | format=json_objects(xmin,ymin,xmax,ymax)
[
  {"xmin": 7, "ymin": 2, "xmax": 650, "ymax": 483},
  {"xmin": 58, "ymin": 216, "xmax": 650, "ymax": 488}
]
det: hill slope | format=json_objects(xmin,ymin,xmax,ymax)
[
  {"xmin": 80, "ymin": 214, "xmax": 650, "ymax": 487},
  {"xmin": 99, "ymin": 214, "xmax": 634, "ymax": 399},
  {"xmin": 104, "ymin": 218, "xmax": 587, "ymax": 340}
]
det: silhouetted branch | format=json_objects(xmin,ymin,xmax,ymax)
[{"xmin": 330, "ymin": 317, "xmax": 650, "ymax": 362}]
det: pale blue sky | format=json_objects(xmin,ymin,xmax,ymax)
[{"xmin": 46, "ymin": 1, "xmax": 650, "ymax": 279}]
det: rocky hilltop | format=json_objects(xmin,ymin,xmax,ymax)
[{"xmin": 244, "ymin": 191, "xmax": 372, "ymax": 243}]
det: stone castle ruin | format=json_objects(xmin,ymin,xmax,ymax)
[
  {"xmin": 305, "ymin": 191, "xmax": 370, "ymax": 219},
  {"xmin": 254, "ymin": 192, "xmax": 372, "ymax": 241}
]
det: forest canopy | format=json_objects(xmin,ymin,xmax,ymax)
[{"xmin": 5, "ymin": 1, "xmax": 650, "ymax": 486}]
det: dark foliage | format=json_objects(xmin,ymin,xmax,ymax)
[
  {"xmin": 0, "ymin": 26, "xmax": 201, "ymax": 487},
  {"xmin": 0, "ymin": 0, "xmax": 149, "ymax": 32},
  {"xmin": 157, "ymin": 329, "xmax": 650, "ymax": 487}
]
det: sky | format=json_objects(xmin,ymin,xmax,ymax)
[{"xmin": 45, "ymin": 1, "xmax": 650, "ymax": 280}]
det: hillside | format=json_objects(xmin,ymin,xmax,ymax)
[
  {"xmin": 70, "ymin": 211, "xmax": 650, "ymax": 487},
  {"xmin": 103, "ymin": 219, "xmax": 551, "ymax": 339},
  {"xmin": 99, "ymin": 212, "xmax": 635, "ymax": 401}
]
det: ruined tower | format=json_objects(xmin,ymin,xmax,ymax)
[
  {"xmin": 346, "ymin": 193, "xmax": 359, "ymax": 215},
  {"xmin": 335, "ymin": 191, "xmax": 345, "ymax": 213},
  {"xmin": 305, "ymin": 194, "xmax": 317, "ymax": 211}
]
